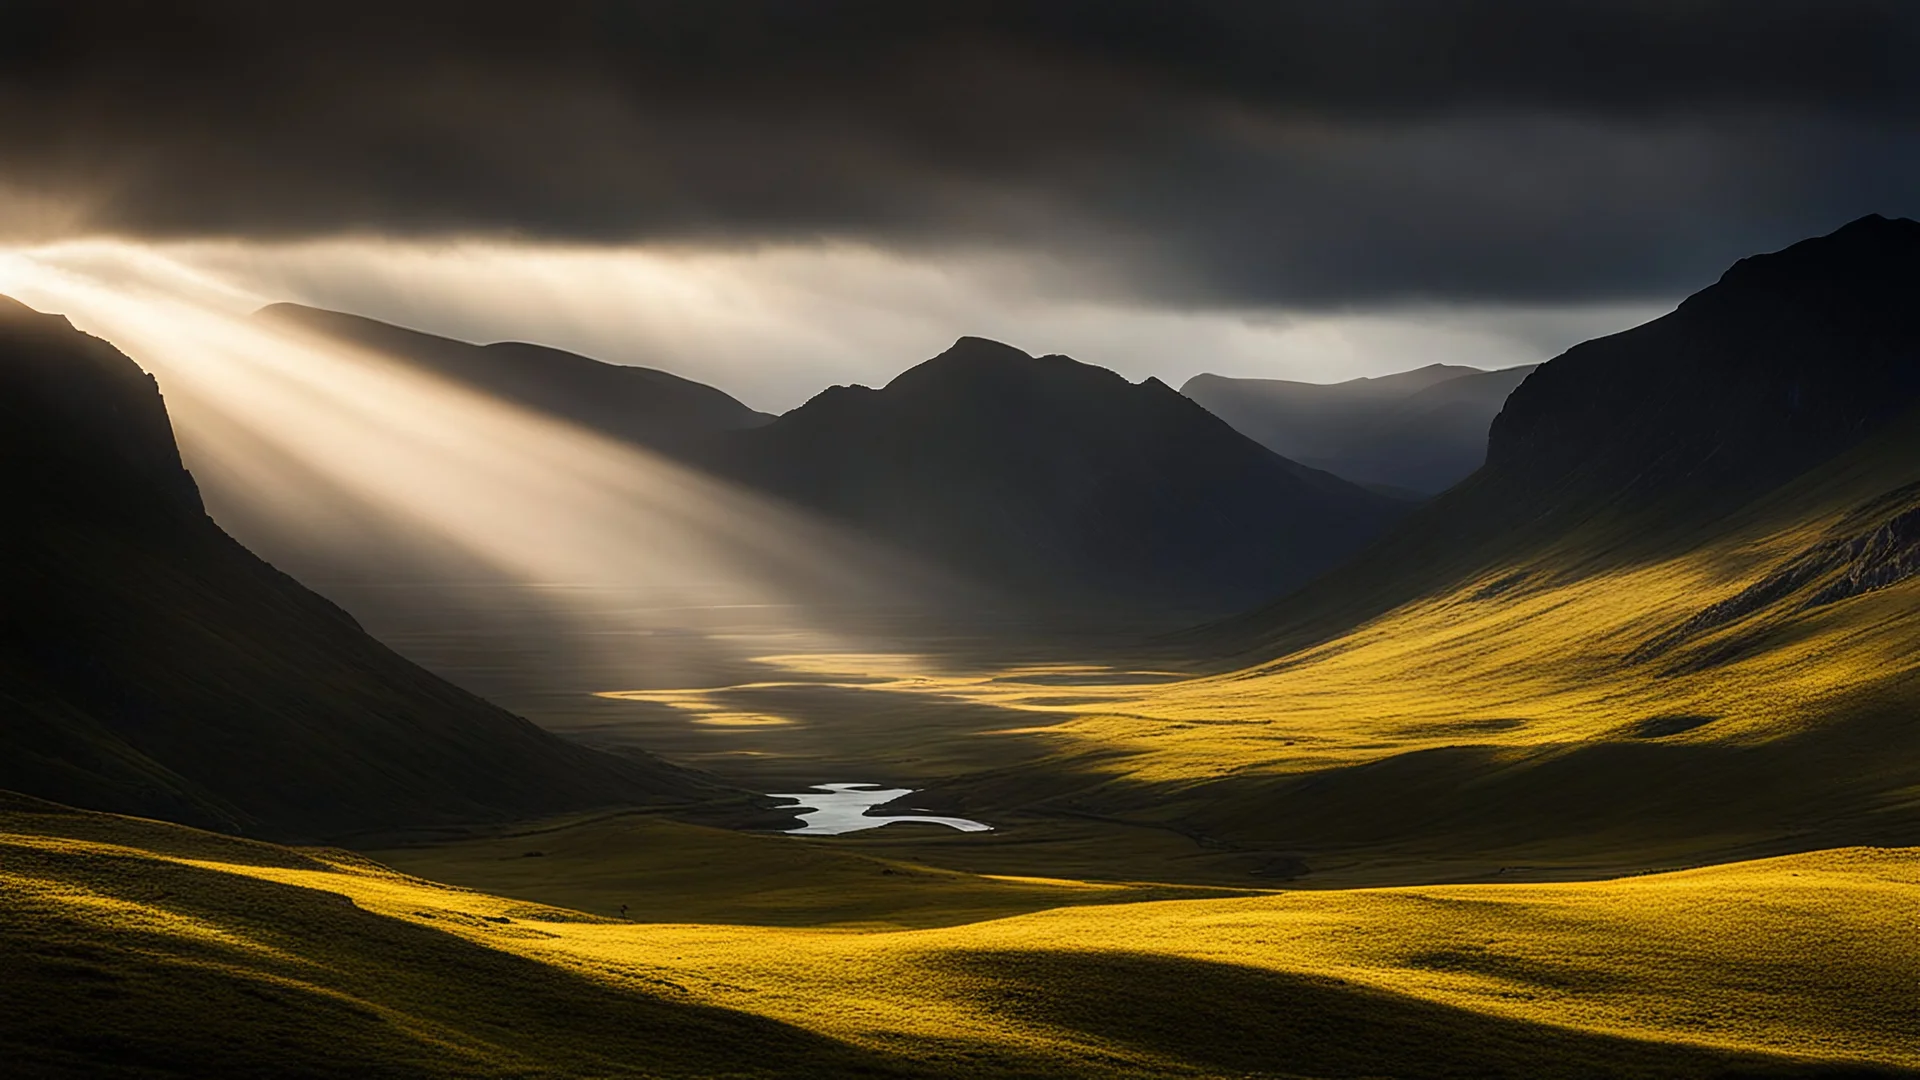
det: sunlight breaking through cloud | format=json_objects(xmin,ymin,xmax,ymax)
[
  {"xmin": 8, "ymin": 238, "xmax": 1666, "ymax": 413},
  {"xmin": 0, "ymin": 243, "xmax": 939, "ymax": 655}
]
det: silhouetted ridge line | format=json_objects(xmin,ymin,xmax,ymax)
[
  {"xmin": 1486, "ymin": 213, "xmax": 1920, "ymax": 502},
  {"xmin": 702, "ymin": 336, "xmax": 1407, "ymax": 613},
  {"xmin": 257, "ymin": 303, "xmax": 772, "ymax": 449}
]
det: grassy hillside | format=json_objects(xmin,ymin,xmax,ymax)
[
  {"xmin": 364, "ymin": 809, "xmax": 1269, "ymax": 929},
  {"xmin": 4, "ymin": 793, "xmax": 1912, "ymax": 1078}
]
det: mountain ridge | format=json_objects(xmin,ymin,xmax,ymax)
[
  {"xmin": 702, "ymin": 336, "xmax": 1407, "ymax": 612},
  {"xmin": 257, "ymin": 303, "xmax": 773, "ymax": 448}
]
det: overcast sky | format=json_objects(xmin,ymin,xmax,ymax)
[{"xmin": 2, "ymin": 1, "xmax": 1915, "ymax": 408}]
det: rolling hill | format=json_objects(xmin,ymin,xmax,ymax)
[
  {"xmin": 0, "ymin": 295, "xmax": 710, "ymax": 840},
  {"xmin": 701, "ymin": 336, "xmax": 1408, "ymax": 612},
  {"xmin": 6, "ymin": 793, "xmax": 1914, "ymax": 1077},
  {"xmin": 1182, "ymin": 362, "xmax": 1537, "ymax": 494}
]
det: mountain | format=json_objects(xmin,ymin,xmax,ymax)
[
  {"xmin": 1182, "ymin": 362, "xmax": 1537, "ymax": 494},
  {"xmin": 0, "ymin": 295, "xmax": 709, "ymax": 840},
  {"xmin": 701, "ymin": 337, "xmax": 1407, "ymax": 612},
  {"xmin": 257, "ymin": 303, "xmax": 772, "ymax": 448},
  {"xmin": 1032, "ymin": 214, "xmax": 1920, "ymax": 880},
  {"xmin": 1487, "ymin": 215, "xmax": 1920, "ymax": 508},
  {"xmin": 239, "ymin": 309, "xmax": 1403, "ymax": 612},
  {"xmin": 1200, "ymin": 214, "xmax": 1920, "ymax": 660}
]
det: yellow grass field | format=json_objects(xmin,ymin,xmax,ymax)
[{"xmin": 5, "ymin": 798, "xmax": 1916, "ymax": 1077}]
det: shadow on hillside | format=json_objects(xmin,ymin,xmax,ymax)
[
  {"xmin": 1105, "ymin": 672, "xmax": 1920, "ymax": 882},
  {"xmin": 0, "ymin": 840, "xmax": 927, "ymax": 1079},
  {"xmin": 929, "ymin": 949, "xmax": 1911, "ymax": 1079}
]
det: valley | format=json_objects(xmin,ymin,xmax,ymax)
[{"xmin": 6, "ymin": 214, "xmax": 1920, "ymax": 1077}]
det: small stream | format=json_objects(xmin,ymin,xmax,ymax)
[{"xmin": 768, "ymin": 782, "xmax": 993, "ymax": 836}]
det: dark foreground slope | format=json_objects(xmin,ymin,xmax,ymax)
[
  {"xmin": 1182, "ymin": 362, "xmax": 1535, "ymax": 494},
  {"xmin": 705, "ymin": 337, "xmax": 1406, "ymax": 611},
  {"xmin": 0, "ymin": 296, "xmax": 705, "ymax": 839},
  {"xmin": 257, "ymin": 303, "xmax": 771, "ymax": 448},
  {"xmin": 1202, "ymin": 213, "xmax": 1920, "ymax": 660}
]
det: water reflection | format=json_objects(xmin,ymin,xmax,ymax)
[{"xmin": 769, "ymin": 782, "xmax": 992, "ymax": 836}]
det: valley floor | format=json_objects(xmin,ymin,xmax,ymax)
[{"xmin": 4, "ymin": 795, "xmax": 1916, "ymax": 1078}]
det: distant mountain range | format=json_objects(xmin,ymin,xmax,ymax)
[
  {"xmin": 1181, "ymin": 362, "xmax": 1537, "ymax": 495},
  {"xmin": 260, "ymin": 316, "xmax": 1409, "ymax": 613},
  {"xmin": 0, "ymin": 296, "xmax": 708, "ymax": 840}
]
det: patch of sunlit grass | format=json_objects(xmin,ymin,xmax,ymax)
[
  {"xmin": 8, "ymin": 810, "xmax": 1918, "ymax": 1073},
  {"xmin": 614, "ymin": 456, "xmax": 1920, "ymax": 789}
]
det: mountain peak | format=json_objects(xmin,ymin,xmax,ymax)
[
  {"xmin": 942, "ymin": 335, "xmax": 1031, "ymax": 361},
  {"xmin": 1690, "ymin": 213, "xmax": 1920, "ymax": 314},
  {"xmin": 711, "ymin": 337, "xmax": 1402, "ymax": 609},
  {"xmin": 884, "ymin": 336, "xmax": 1124, "ymax": 398}
]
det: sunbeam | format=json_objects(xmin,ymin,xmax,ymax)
[{"xmin": 0, "ymin": 243, "xmax": 961, "ymax": 687}]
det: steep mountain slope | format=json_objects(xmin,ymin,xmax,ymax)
[
  {"xmin": 1199, "ymin": 213, "xmax": 1920, "ymax": 661},
  {"xmin": 1488, "ymin": 216, "xmax": 1920, "ymax": 507},
  {"xmin": 257, "ymin": 303, "xmax": 771, "ymax": 448},
  {"xmin": 704, "ymin": 337, "xmax": 1406, "ymax": 612},
  {"xmin": 0, "ymin": 295, "xmax": 708, "ymax": 839},
  {"xmin": 1182, "ymin": 362, "xmax": 1534, "ymax": 494}
]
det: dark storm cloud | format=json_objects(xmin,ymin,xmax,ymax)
[{"xmin": 2, "ymin": 1, "xmax": 1916, "ymax": 303}]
